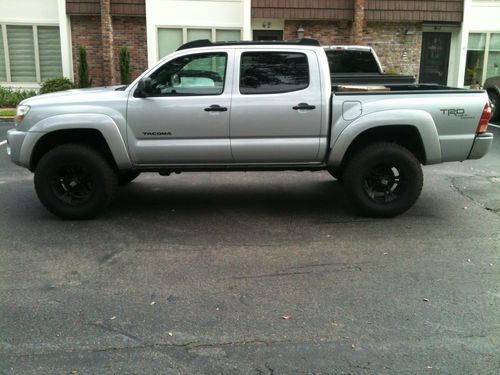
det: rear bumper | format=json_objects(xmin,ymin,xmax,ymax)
[{"xmin": 467, "ymin": 132, "xmax": 493, "ymax": 160}]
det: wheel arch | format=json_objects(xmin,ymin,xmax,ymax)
[
  {"xmin": 328, "ymin": 109, "xmax": 442, "ymax": 169},
  {"xmin": 22, "ymin": 113, "xmax": 132, "ymax": 171}
]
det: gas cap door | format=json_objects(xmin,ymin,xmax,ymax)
[{"xmin": 342, "ymin": 101, "xmax": 362, "ymax": 121}]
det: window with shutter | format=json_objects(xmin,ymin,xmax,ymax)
[
  {"xmin": 38, "ymin": 26, "xmax": 63, "ymax": 81},
  {"xmin": 0, "ymin": 28, "xmax": 6, "ymax": 82},
  {"xmin": 7, "ymin": 25, "xmax": 36, "ymax": 82},
  {"xmin": 158, "ymin": 28, "xmax": 182, "ymax": 59},
  {"xmin": 215, "ymin": 29, "xmax": 241, "ymax": 42}
]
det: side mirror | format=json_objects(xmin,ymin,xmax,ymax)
[
  {"xmin": 171, "ymin": 73, "xmax": 181, "ymax": 86},
  {"xmin": 134, "ymin": 78, "xmax": 153, "ymax": 98}
]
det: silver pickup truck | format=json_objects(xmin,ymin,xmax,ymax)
[{"xmin": 6, "ymin": 39, "xmax": 493, "ymax": 219}]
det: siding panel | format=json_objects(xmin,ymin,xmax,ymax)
[
  {"xmin": 252, "ymin": 0, "xmax": 463, "ymax": 22},
  {"xmin": 66, "ymin": 0, "xmax": 145, "ymax": 16}
]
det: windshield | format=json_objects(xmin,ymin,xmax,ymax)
[{"xmin": 326, "ymin": 50, "xmax": 380, "ymax": 74}]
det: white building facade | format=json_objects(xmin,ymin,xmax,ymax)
[
  {"xmin": 0, "ymin": 0, "xmax": 72, "ymax": 88},
  {"xmin": 460, "ymin": 0, "xmax": 500, "ymax": 86},
  {"xmin": 145, "ymin": 0, "xmax": 251, "ymax": 65}
]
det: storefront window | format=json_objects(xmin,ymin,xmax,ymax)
[
  {"xmin": 486, "ymin": 33, "xmax": 500, "ymax": 79},
  {"xmin": 465, "ymin": 33, "xmax": 486, "ymax": 85}
]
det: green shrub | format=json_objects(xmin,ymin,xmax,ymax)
[
  {"xmin": 385, "ymin": 69, "xmax": 399, "ymax": 75},
  {"xmin": 0, "ymin": 86, "xmax": 38, "ymax": 108},
  {"xmin": 119, "ymin": 46, "xmax": 132, "ymax": 85},
  {"xmin": 39, "ymin": 77, "xmax": 76, "ymax": 94},
  {"xmin": 78, "ymin": 45, "xmax": 92, "ymax": 88}
]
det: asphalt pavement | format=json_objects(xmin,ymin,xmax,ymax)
[{"xmin": 0, "ymin": 121, "xmax": 499, "ymax": 374}]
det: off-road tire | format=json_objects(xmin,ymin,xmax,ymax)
[
  {"xmin": 34, "ymin": 143, "xmax": 118, "ymax": 219},
  {"xmin": 327, "ymin": 168, "xmax": 343, "ymax": 181},
  {"xmin": 118, "ymin": 171, "xmax": 140, "ymax": 186},
  {"xmin": 343, "ymin": 142, "xmax": 423, "ymax": 217}
]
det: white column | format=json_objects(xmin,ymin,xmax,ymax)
[
  {"xmin": 58, "ymin": 0, "xmax": 73, "ymax": 80},
  {"xmin": 242, "ymin": 0, "xmax": 252, "ymax": 41},
  {"xmin": 455, "ymin": 0, "xmax": 472, "ymax": 87},
  {"xmin": 145, "ymin": 0, "xmax": 157, "ymax": 67}
]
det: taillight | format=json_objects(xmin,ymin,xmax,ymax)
[{"xmin": 476, "ymin": 102, "xmax": 491, "ymax": 134}]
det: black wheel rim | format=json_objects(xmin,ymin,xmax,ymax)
[
  {"xmin": 50, "ymin": 164, "xmax": 94, "ymax": 205},
  {"xmin": 362, "ymin": 163, "xmax": 405, "ymax": 204}
]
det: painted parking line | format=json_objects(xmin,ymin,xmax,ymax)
[
  {"xmin": 489, "ymin": 123, "xmax": 500, "ymax": 129},
  {"xmin": 0, "ymin": 140, "xmax": 6, "ymax": 147}
]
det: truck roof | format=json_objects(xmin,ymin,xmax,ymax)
[
  {"xmin": 176, "ymin": 38, "xmax": 321, "ymax": 51},
  {"xmin": 323, "ymin": 45, "xmax": 374, "ymax": 52}
]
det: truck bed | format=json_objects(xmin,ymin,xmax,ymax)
[
  {"xmin": 331, "ymin": 73, "xmax": 416, "ymax": 86},
  {"xmin": 333, "ymin": 83, "xmax": 484, "ymax": 94}
]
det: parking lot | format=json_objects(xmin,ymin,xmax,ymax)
[{"xmin": 1, "ymin": 121, "xmax": 499, "ymax": 374}]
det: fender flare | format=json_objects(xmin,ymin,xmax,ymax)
[
  {"xmin": 327, "ymin": 109, "xmax": 442, "ymax": 167},
  {"xmin": 20, "ymin": 113, "xmax": 132, "ymax": 169}
]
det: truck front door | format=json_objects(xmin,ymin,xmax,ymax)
[
  {"xmin": 229, "ymin": 49, "xmax": 323, "ymax": 163},
  {"xmin": 126, "ymin": 50, "xmax": 233, "ymax": 165}
]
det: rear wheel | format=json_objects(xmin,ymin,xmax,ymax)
[
  {"xmin": 34, "ymin": 144, "xmax": 118, "ymax": 219},
  {"xmin": 327, "ymin": 168, "xmax": 343, "ymax": 181},
  {"xmin": 118, "ymin": 171, "xmax": 140, "ymax": 186},
  {"xmin": 488, "ymin": 90, "xmax": 499, "ymax": 122},
  {"xmin": 343, "ymin": 142, "xmax": 423, "ymax": 217}
]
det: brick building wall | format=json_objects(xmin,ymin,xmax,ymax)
[
  {"xmin": 362, "ymin": 23, "xmax": 422, "ymax": 76},
  {"xmin": 284, "ymin": 20, "xmax": 351, "ymax": 45},
  {"xmin": 71, "ymin": 16, "xmax": 104, "ymax": 86},
  {"xmin": 284, "ymin": 20, "xmax": 422, "ymax": 77},
  {"xmin": 112, "ymin": 17, "xmax": 147, "ymax": 82},
  {"xmin": 70, "ymin": 15, "xmax": 147, "ymax": 86}
]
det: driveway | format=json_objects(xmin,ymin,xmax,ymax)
[{"xmin": 0, "ymin": 121, "xmax": 499, "ymax": 374}]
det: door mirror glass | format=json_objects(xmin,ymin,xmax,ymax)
[
  {"xmin": 135, "ymin": 78, "xmax": 153, "ymax": 97},
  {"xmin": 171, "ymin": 73, "xmax": 181, "ymax": 87}
]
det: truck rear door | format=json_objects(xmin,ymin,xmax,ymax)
[{"xmin": 229, "ymin": 49, "xmax": 323, "ymax": 163}]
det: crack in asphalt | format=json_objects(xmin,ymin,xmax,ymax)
[
  {"xmin": 225, "ymin": 262, "xmax": 366, "ymax": 280},
  {"xmin": 89, "ymin": 322, "xmax": 145, "ymax": 345},
  {"xmin": 451, "ymin": 176, "xmax": 500, "ymax": 214},
  {"xmin": 1, "ymin": 336, "xmax": 292, "ymax": 359}
]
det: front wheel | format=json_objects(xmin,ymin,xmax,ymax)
[
  {"xmin": 118, "ymin": 171, "xmax": 140, "ymax": 186},
  {"xmin": 343, "ymin": 143, "xmax": 423, "ymax": 217},
  {"xmin": 34, "ymin": 144, "xmax": 118, "ymax": 219}
]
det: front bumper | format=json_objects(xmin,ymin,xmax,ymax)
[
  {"xmin": 6, "ymin": 128, "xmax": 28, "ymax": 167},
  {"xmin": 467, "ymin": 132, "xmax": 493, "ymax": 160}
]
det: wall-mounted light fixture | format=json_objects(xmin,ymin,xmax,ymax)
[
  {"xmin": 297, "ymin": 26, "xmax": 305, "ymax": 39},
  {"xmin": 404, "ymin": 29, "xmax": 415, "ymax": 36}
]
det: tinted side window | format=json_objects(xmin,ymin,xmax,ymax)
[
  {"xmin": 149, "ymin": 52, "xmax": 227, "ymax": 96},
  {"xmin": 240, "ymin": 52, "xmax": 309, "ymax": 94},
  {"xmin": 326, "ymin": 50, "xmax": 380, "ymax": 74}
]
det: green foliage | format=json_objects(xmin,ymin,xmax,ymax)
[
  {"xmin": 39, "ymin": 77, "xmax": 76, "ymax": 94},
  {"xmin": 0, "ymin": 108, "xmax": 16, "ymax": 116},
  {"xmin": 78, "ymin": 45, "xmax": 92, "ymax": 88},
  {"xmin": 385, "ymin": 69, "xmax": 399, "ymax": 75},
  {"xmin": 0, "ymin": 86, "xmax": 38, "ymax": 108},
  {"xmin": 119, "ymin": 46, "xmax": 132, "ymax": 85}
]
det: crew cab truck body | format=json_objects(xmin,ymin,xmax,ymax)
[{"xmin": 6, "ymin": 39, "xmax": 493, "ymax": 219}]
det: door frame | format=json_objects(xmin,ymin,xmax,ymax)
[{"xmin": 419, "ymin": 32, "xmax": 452, "ymax": 85}]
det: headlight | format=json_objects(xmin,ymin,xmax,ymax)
[{"xmin": 15, "ymin": 105, "xmax": 30, "ymax": 125}]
